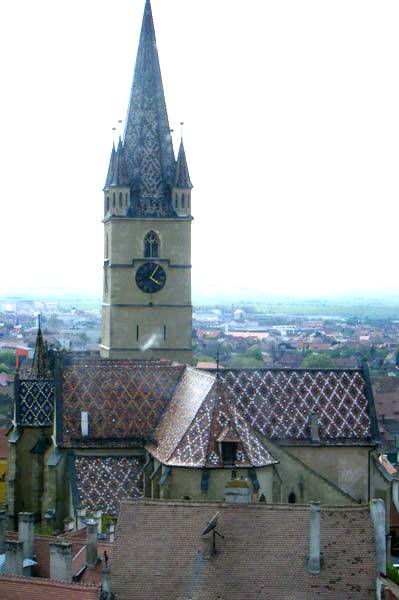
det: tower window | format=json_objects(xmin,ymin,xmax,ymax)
[
  {"xmin": 181, "ymin": 193, "xmax": 185, "ymax": 208},
  {"xmin": 106, "ymin": 196, "xmax": 110, "ymax": 212},
  {"xmin": 174, "ymin": 193, "xmax": 178, "ymax": 208},
  {"xmin": 188, "ymin": 195, "xmax": 190, "ymax": 209},
  {"xmin": 105, "ymin": 233, "xmax": 109, "ymax": 258},
  {"xmin": 136, "ymin": 325, "xmax": 139, "ymax": 341},
  {"xmin": 81, "ymin": 411, "xmax": 89, "ymax": 437},
  {"xmin": 163, "ymin": 325, "xmax": 166, "ymax": 341},
  {"xmin": 125, "ymin": 192, "xmax": 128, "ymax": 206},
  {"xmin": 288, "ymin": 491, "xmax": 297, "ymax": 504},
  {"xmin": 144, "ymin": 231, "xmax": 160, "ymax": 258},
  {"xmin": 119, "ymin": 192, "xmax": 123, "ymax": 207},
  {"xmin": 113, "ymin": 192, "xmax": 116, "ymax": 207}
]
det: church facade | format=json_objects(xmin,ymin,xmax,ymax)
[
  {"xmin": 4, "ymin": 0, "xmax": 392, "ymax": 534},
  {"xmin": 101, "ymin": 0, "xmax": 193, "ymax": 364}
]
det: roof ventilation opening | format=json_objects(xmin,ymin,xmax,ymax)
[{"xmin": 81, "ymin": 411, "xmax": 89, "ymax": 437}]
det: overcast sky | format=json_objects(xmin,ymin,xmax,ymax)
[{"xmin": 1, "ymin": 0, "xmax": 398, "ymax": 301}]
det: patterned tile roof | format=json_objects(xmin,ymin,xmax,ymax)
[
  {"xmin": 123, "ymin": 0, "xmax": 176, "ymax": 217},
  {"xmin": 17, "ymin": 378, "xmax": 54, "ymax": 427},
  {"xmin": 111, "ymin": 500, "xmax": 378, "ymax": 600},
  {"xmin": 60, "ymin": 363, "xmax": 184, "ymax": 447},
  {"xmin": 217, "ymin": 368, "xmax": 374, "ymax": 444},
  {"xmin": 72, "ymin": 455, "xmax": 143, "ymax": 515}
]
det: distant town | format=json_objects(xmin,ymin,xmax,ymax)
[{"xmin": 1, "ymin": 294, "xmax": 399, "ymax": 430}]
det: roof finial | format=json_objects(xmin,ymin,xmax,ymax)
[{"xmin": 180, "ymin": 121, "xmax": 184, "ymax": 140}]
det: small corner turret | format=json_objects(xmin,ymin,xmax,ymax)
[
  {"xmin": 103, "ymin": 137, "xmax": 130, "ymax": 218},
  {"xmin": 172, "ymin": 138, "xmax": 193, "ymax": 217}
]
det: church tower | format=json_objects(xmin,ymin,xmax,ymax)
[{"xmin": 101, "ymin": 0, "xmax": 193, "ymax": 364}]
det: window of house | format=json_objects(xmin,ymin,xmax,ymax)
[
  {"xmin": 144, "ymin": 231, "xmax": 160, "ymax": 258},
  {"xmin": 221, "ymin": 442, "xmax": 237, "ymax": 465}
]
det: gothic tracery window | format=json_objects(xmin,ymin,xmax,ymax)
[{"xmin": 144, "ymin": 231, "xmax": 160, "ymax": 258}]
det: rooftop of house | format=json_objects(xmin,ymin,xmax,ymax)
[{"xmin": 111, "ymin": 499, "xmax": 378, "ymax": 600}]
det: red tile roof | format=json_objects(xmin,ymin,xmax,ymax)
[
  {"xmin": 0, "ymin": 575, "xmax": 100, "ymax": 600},
  {"xmin": 111, "ymin": 499, "xmax": 378, "ymax": 600}
]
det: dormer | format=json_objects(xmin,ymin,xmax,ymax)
[
  {"xmin": 172, "ymin": 139, "xmax": 193, "ymax": 217},
  {"xmin": 104, "ymin": 138, "xmax": 130, "ymax": 217}
]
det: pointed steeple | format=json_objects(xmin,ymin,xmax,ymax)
[
  {"xmin": 174, "ymin": 139, "xmax": 193, "ymax": 189},
  {"xmin": 31, "ymin": 316, "xmax": 49, "ymax": 378},
  {"xmin": 104, "ymin": 143, "xmax": 116, "ymax": 190},
  {"xmin": 110, "ymin": 137, "xmax": 129, "ymax": 187},
  {"xmin": 123, "ymin": 0, "xmax": 176, "ymax": 217}
]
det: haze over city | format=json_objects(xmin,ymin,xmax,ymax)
[{"xmin": 1, "ymin": 0, "xmax": 399, "ymax": 300}]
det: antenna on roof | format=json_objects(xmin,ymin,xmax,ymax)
[{"xmin": 201, "ymin": 512, "xmax": 224, "ymax": 555}]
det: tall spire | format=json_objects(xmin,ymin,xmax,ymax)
[
  {"xmin": 123, "ymin": 0, "xmax": 176, "ymax": 217},
  {"xmin": 174, "ymin": 139, "xmax": 193, "ymax": 189},
  {"xmin": 30, "ymin": 315, "xmax": 49, "ymax": 378}
]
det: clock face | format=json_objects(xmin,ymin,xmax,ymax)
[{"xmin": 135, "ymin": 262, "xmax": 167, "ymax": 294}]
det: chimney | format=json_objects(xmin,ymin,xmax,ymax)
[
  {"xmin": 310, "ymin": 410, "xmax": 320, "ymax": 444},
  {"xmin": 100, "ymin": 551, "xmax": 114, "ymax": 599},
  {"xmin": 107, "ymin": 520, "xmax": 115, "ymax": 543},
  {"xmin": 77, "ymin": 507, "xmax": 87, "ymax": 530},
  {"xmin": 18, "ymin": 512, "xmax": 35, "ymax": 560},
  {"xmin": 49, "ymin": 540, "xmax": 73, "ymax": 582},
  {"xmin": 370, "ymin": 498, "xmax": 387, "ymax": 576},
  {"xmin": 224, "ymin": 477, "xmax": 251, "ymax": 503},
  {"xmin": 5, "ymin": 540, "xmax": 24, "ymax": 576},
  {"xmin": 308, "ymin": 501, "xmax": 321, "ymax": 575},
  {"xmin": 0, "ymin": 509, "xmax": 6, "ymax": 554},
  {"xmin": 93, "ymin": 509, "xmax": 103, "ymax": 533},
  {"xmin": 86, "ymin": 518, "xmax": 99, "ymax": 568}
]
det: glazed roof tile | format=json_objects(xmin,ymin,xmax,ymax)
[
  {"xmin": 60, "ymin": 363, "xmax": 184, "ymax": 447},
  {"xmin": 72, "ymin": 455, "xmax": 143, "ymax": 515},
  {"xmin": 217, "ymin": 368, "xmax": 373, "ymax": 443},
  {"xmin": 111, "ymin": 500, "xmax": 378, "ymax": 600}
]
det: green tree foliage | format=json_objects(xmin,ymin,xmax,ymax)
[
  {"xmin": 0, "ymin": 351, "xmax": 15, "ymax": 369},
  {"xmin": 245, "ymin": 344, "xmax": 263, "ymax": 361},
  {"xmin": 228, "ymin": 355, "xmax": 264, "ymax": 369},
  {"xmin": 302, "ymin": 353, "xmax": 334, "ymax": 369}
]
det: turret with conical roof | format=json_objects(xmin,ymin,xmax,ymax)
[
  {"xmin": 104, "ymin": 138, "xmax": 130, "ymax": 217},
  {"xmin": 172, "ymin": 139, "xmax": 193, "ymax": 217}
]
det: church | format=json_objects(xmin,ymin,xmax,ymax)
[{"xmin": 5, "ymin": 0, "xmax": 390, "ymax": 532}]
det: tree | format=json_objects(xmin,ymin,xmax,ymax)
[{"xmin": 302, "ymin": 353, "xmax": 334, "ymax": 369}]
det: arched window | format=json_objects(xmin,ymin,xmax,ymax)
[
  {"xmin": 106, "ymin": 196, "xmax": 109, "ymax": 212},
  {"xmin": 181, "ymin": 193, "xmax": 185, "ymax": 208},
  {"xmin": 105, "ymin": 233, "xmax": 109, "ymax": 258},
  {"xmin": 188, "ymin": 194, "xmax": 191, "ymax": 209},
  {"xmin": 112, "ymin": 192, "xmax": 116, "ymax": 207},
  {"xmin": 125, "ymin": 192, "xmax": 128, "ymax": 206},
  {"xmin": 144, "ymin": 231, "xmax": 160, "ymax": 258},
  {"xmin": 288, "ymin": 491, "xmax": 297, "ymax": 504},
  {"xmin": 119, "ymin": 192, "xmax": 122, "ymax": 207},
  {"xmin": 259, "ymin": 494, "xmax": 266, "ymax": 503},
  {"xmin": 174, "ymin": 193, "xmax": 178, "ymax": 208}
]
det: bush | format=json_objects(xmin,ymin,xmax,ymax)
[
  {"xmin": 302, "ymin": 353, "xmax": 334, "ymax": 369},
  {"xmin": 387, "ymin": 563, "xmax": 399, "ymax": 585}
]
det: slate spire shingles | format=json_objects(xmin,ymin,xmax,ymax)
[
  {"xmin": 30, "ymin": 319, "xmax": 49, "ymax": 378},
  {"xmin": 174, "ymin": 139, "xmax": 193, "ymax": 189},
  {"xmin": 123, "ymin": 0, "xmax": 176, "ymax": 216},
  {"xmin": 104, "ymin": 142, "xmax": 116, "ymax": 190},
  {"xmin": 109, "ymin": 137, "xmax": 129, "ymax": 187}
]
